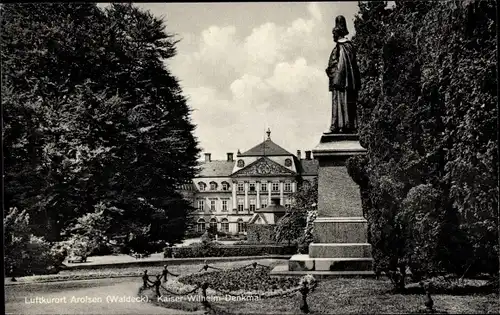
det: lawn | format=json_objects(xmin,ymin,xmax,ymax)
[{"xmin": 141, "ymin": 271, "xmax": 499, "ymax": 314}]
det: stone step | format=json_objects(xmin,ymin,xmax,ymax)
[
  {"xmin": 309, "ymin": 242, "xmax": 372, "ymax": 258},
  {"xmin": 270, "ymin": 264, "xmax": 376, "ymax": 279},
  {"xmin": 288, "ymin": 254, "xmax": 373, "ymax": 271}
]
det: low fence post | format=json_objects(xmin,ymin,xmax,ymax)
[
  {"xmin": 299, "ymin": 282, "xmax": 310, "ymax": 314},
  {"xmin": 153, "ymin": 275, "xmax": 162, "ymax": 296},
  {"xmin": 142, "ymin": 270, "xmax": 149, "ymax": 289},
  {"xmin": 162, "ymin": 265, "xmax": 168, "ymax": 282},
  {"xmin": 201, "ymin": 282, "xmax": 211, "ymax": 312}
]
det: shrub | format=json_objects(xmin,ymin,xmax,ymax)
[
  {"xmin": 5, "ymin": 208, "xmax": 65, "ymax": 276},
  {"xmin": 246, "ymin": 224, "xmax": 276, "ymax": 243}
]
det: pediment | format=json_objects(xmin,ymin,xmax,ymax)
[
  {"xmin": 232, "ymin": 157, "xmax": 295, "ymax": 177},
  {"xmin": 249, "ymin": 213, "xmax": 269, "ymax": 225}
]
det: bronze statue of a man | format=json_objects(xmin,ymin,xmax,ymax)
[{"xmin": 325, "ymin": 15, "xmax": 361, "ymax": 134}]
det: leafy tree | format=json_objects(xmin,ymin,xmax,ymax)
[
  {"xmin": 2, "ymin": 3, "xmax": 200, "ymax": 253},
  {"xmin": 274, "ymin": 178, "xmax": 318, "ymax": 246}
]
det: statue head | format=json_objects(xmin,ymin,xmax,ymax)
[{"xmin": 333, "ymin": 15, "xmax": 349, "ymax": 39}]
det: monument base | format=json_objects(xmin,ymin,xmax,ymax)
[{"xmin": 277, "ymin": 133, "xmax": 373, "ymax": 278}]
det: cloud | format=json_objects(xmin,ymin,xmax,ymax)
[
  {"xmin": 266, "ymin": 58, "xmax": 324, "ymax": 94},
  {"xmin": 244, "ymin": 23, "xmax": 284, "ymax": 65},
  {"xmin": 168, "ymin": 3, "xmax": 348, "ymax": 159}
]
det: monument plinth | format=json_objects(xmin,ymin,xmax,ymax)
[{"xmin": 271, "ymin": 134, "xmax": 373, "ymax": 277}]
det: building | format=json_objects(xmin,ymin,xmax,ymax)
[{"xmin": 183, "ymin": 129, "xmax": 318, "ymax": 235}]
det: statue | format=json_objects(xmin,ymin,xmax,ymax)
[{"xmin": 325, "ymin": 15, "xmax": 361, "ymax": 134}]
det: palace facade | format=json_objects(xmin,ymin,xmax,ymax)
[{"xmin": 181, "ymin": 130, "xmax": 318, "ymax": 235}]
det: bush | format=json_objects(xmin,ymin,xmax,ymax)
[
  {"xmin": 164, "ymin": 243, "xmax": 306, "ymax": 258},
  {"xmin": 5, "ymin": 208, "xmax": 65, "ymax": 276},
  {"xmin": 246, "ymin": 224, "xmax": 276, "ymax": 243}
]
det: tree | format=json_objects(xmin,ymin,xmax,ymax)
[
  {"xmin": 274, "ymin": 178, "xmax": 318, "ymax": 246},
  {"xmin": 351, "ymin": 0, "xmax": 497, "ymax": 289},
  {"xmin": 2, "ymin": 3, "xmax": 200, "ymax": 253}
]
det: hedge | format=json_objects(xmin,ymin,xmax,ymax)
[{"xmin": 164, "ymin": 243, "xmax": 308, "ymax": 258}]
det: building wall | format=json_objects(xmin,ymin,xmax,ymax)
[{"xmin": 191, "ymin": 174, "xmax": 309, "ymax": 235}]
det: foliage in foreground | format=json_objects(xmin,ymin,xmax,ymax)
[
  {"xmin": 4, "ymin": 208, "xmax": 64, "ymax": 276},
  {"xmin": 274, "ymin": 178, "xmax": 318, "ymax": 247},
  {"xmin": 179, "ymin": 266, "xmax": 300, "ymax": 292},
  {"xmin": 351, "ymin": 0, "xmax": 498, "ymax": 288}
]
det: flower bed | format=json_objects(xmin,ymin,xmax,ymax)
[{"xmin": 178, "ymin": 265, "xmax": 300, "ymax": 292}]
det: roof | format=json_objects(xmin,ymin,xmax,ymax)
[
  {"xmin": 178, "ymin": 183, "xmax": 196, "ymax": 191},
  {"xmin": 198, "ymin": 160, "xmax": 235, "ymax": 177},
  {"xmin": 256, "ymin": 199, "xmax": 287, "ymax": 213},
  {"xmin": 239, "ymin": 139, "xmax": 293, "ymax": 156},
  {"xmin": 299, "ymin": 159, "xmax": 319, "ymax": 175}
]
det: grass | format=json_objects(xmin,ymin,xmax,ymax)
[{"xmin": 142, "ymin": 272, "xmax": 499, "ymax": 314}]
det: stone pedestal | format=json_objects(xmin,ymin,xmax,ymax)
[{"xmin": 271, "ymin": 133, "xmax": 373, "ymax": 277}]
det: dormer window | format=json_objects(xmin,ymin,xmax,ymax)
[
  {"xmin": 210, "ymin": 182, "xmax": 218, "ymax": 190},
  {"xmin": 198, "ymin": 182, "xmax": 207, "ymax": 191}
]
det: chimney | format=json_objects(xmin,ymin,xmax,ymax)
[
  {"xmin": 227, "ymin": 152, "xmax": 234, "ymax": 162},
  {"xmin": 297, "ymin": 150, "xmax": 301, "ymax": 159},
  {"xmin": 204, "ymin": 153, "xmax": 211, "ymax": 162},
  {"xmin": 305, "ymin": 151, "xmax": 312, "ymax": 160}
]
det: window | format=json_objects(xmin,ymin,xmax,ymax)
[
  {"xmin": 222, "ymin": 199, "xmax": 228, "ymax": 212},
  {"xmin": 237, "ymin": 219, "xmax": 247, "ymax": 233},
  {"xmin": 196, "ymin": 219, "xmax": 205, "ymax": 233},
  {"xmin": 284, "ymin": 182, "xmax": 291, "ymax": 192},
  {"xmin": 261, "ymin": 182, "xmax": 267, "ymax": 192},
  {"xmin": 249, "ymin": 199, "xmax": 256, "ymax": 212},
  {"xmin": 285, "ymin": 198, "xmax": 292, "ymax": 209},
  {"xmin": 198, "ymin": 182, "xmax": 206, "ymax": 191},
  {"xmin": 222, "ymin": 182, "xmax": 230, "ymax": 191},
  {"xmin": 249, "ymin": 182, "xmax": 256, "ymax": 192},
  {"xmin": 210, "ymin": 199, "xmax": 216, "ymax": 212},
  {"xmin": 221, "ymin": 219, "xmax": 229, "ymax": 233},
  {"xmin": 210, "ymin": 218, "xmax": 217, "ymax": 231},
  {"xmin": 197, "ymin": 200, "xmax": 205, "ymax": 212},
  {"xmin": 261, "ymin": 199, "xmax": 268, "ymax": 209},
  {"xmin": 285, "ymin": 158, "xmax": 292, "ymax": 167},
  {"xmin": 237, "ymin": 182, "xmax": 244, "ymax": 192},
  {"xmin": 272, "ymin": 182, "xmax": 279, "ymax": 192},
  {"xmin": 237, "ymin": 198, "xmax": 244, "ymax": 212},
  {"xmin": 237, "ymin": 159, "xmax": 245, "ymax": 167},
  {"xmin": 210, "ymin": 182, "xmax": 218, "ymax": 190}
]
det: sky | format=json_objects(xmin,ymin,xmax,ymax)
[{"xmin": 126, "ymin": 2, "xmax": 366, "ymax": 160}]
